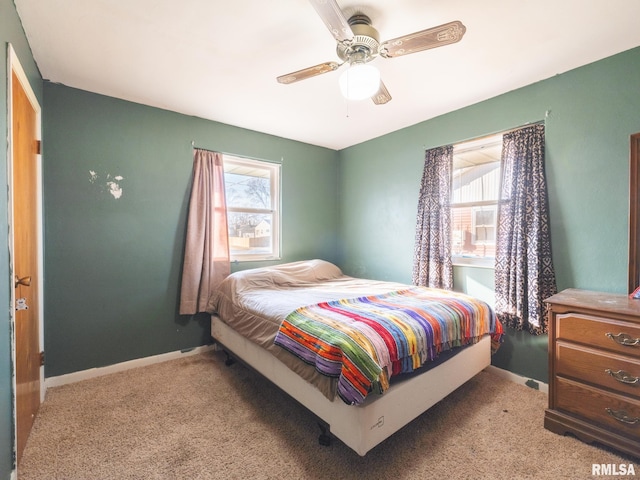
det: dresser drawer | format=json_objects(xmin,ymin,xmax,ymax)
[
  {"xmin": 556, "ymin": 342, "xmax": 640, "ymax": 399},
  {"xmin": 556, "ymin": 377, "xmax": 640, "ymax": 440},
  {"xmin": 556, "ymin": 313, "xmax": 640, "ymax": 357}
]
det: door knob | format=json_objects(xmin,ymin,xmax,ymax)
[{"xmin": 15, "ymin": 275, "xmax": 31, "ymax": 288}]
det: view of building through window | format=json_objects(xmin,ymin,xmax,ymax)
[
  {"xmin": 223, "ymin": 155, "xmax": 280, "ymax": 261},
  {"xmin": 451, "ymin": 134, "xmax": 502, "ymax": 266}
]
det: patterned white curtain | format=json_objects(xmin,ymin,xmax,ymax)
[
  {"xmin": 494, "ymin": 124, "xmax": 557, "ymax": 333},
  {"xmin": 412, "ymin": 145, "xmax": 453, "ymax": 289}
]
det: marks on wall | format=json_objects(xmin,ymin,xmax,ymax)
[{"xmin": 89, "ymin": 170, "xmax": 124, "ymax": 199}]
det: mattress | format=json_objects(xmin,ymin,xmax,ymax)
[{"xmin": 207, "ymin": 259, "xmax": 499, "ymax": 402}]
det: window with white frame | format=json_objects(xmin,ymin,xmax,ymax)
[
  {"xmin": 223, "ymin": 155, "xmax": 281, "ymax": 262},
  {"xmin": 451, "ymin": 134, "xmax": 502, "ymax": 267},
  {"xmin": 471, "ymin": 205, "xmax": 497, "ymax": 245}
]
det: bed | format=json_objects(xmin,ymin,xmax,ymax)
[{"xmin": 207, "ymin": 259, "xmax": 501, "ymax": 456}]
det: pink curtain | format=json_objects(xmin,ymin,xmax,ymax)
[{"xmin": 179, "ymin": 149, "xmax": 230, "ymax": 315}]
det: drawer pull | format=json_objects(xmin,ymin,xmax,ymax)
[
  {"xmin": 605, "ymin": 369, "xmax": 640, "ymax": 385},
  {"xmin": 605, "ymin": 408, "xmax": 640, "ymax": 426},
  {"xmin": 605, "ymin": 332, "xmax": 640, "ymax": 347}
]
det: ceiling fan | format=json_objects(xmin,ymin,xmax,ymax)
[{"xmin": 276, "ymin": 0, "xmax": 466, "ymax": 105}]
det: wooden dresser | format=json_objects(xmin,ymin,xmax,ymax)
[{"xmin": 545, "ymin": 289, "xmax": 640, "ymax": 458}]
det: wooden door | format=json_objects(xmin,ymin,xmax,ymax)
[{"xmin": 12, "ymin": 68, "xmax": 41, "ymax": 465}]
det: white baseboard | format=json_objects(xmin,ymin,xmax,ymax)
[
  {"xmin": 43, "ymin": 346, "xmax": 545, "ymax": 397},
  {"xmin": 486, "ymin": 365, "xmax": 549, "ymax": 394},
  {"xmin": 44, "ymin": 345, "xmax": 216, "ymax": 389}
]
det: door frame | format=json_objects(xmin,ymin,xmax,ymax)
[
  {"xmin": 7, "ymin": 43, "xmax": 44, "ymax": 467},
  {"xmin": 629, "ymin": 132, "xmax": 640, "ymax": 293}
]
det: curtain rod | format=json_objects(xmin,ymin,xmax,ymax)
[
  {"xmin": 451, "ymin": 119, "xmax": 546, "ymax": 149},
  {"xmin": 456, "ymin": 119, "xmax": 548, "ymax": 143},
  {"xmin": 190, "ymin": 141, "xmax": 283, "ymax": 165},
  {"xmin": 503, "ymin": 119, "xmax": 546, "ymax": 135},
  {"xmin": 191, "ymin": 144, "xmax": 218, "ymax": 154},
  {"xmin": 190, "ymin": 141, "xmax": 219, "ymax": 153}
]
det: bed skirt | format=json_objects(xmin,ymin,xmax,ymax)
[{"xmin": 211, "ymin": 314, "xmax": 491, "ymax": 456}]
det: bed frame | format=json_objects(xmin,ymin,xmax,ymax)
[{"xmin": 211, "ymin": 314, "xmax": 491, "ymax": 456}]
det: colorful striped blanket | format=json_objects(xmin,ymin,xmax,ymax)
[{"xmin": 274, "ymin": 287, "xmax": 503, "ymax": 405}]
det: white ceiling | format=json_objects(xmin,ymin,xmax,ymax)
[{"xmin": 14, "ymin": 0, "xmax": 640, "ymax": 150}]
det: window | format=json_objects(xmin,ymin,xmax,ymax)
[
  {"xmin": 471, "ymin": 205, "xmax": 497, "ymax": 245},
  {"xmin": 451, "ymin": 134, "xmax": 502, "ymax": 267},
  {"xmin": 223, "ymin": 155, "xmax": 281, "ymax": 262}
]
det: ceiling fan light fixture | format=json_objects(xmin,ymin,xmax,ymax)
[{"xmin": 339, "ymin": 62, "xmax": 380, "ymax": 101}]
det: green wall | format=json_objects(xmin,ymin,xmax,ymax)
[
  {"xmin": 1, "ymin": 0, "xmax": 43, "ymax": 476},
  {"xmin": 42, "ymin": 46, "xmax": 640, "ymax": 385},
  {"xmin": 338, "ymin": 46, "xmax": 640, "ymax": 383},
  {"xmin": 42, "ymin": 83, "xmax": 339, "ymax": 377}
]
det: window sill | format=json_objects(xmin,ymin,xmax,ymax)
[
  {"xmin": 452, "ymin": 257, "xmax": 495, "ymax": 269},
  {"xmin": 231, "ymin": 255, "xmax": 282, "ymax": 263}
]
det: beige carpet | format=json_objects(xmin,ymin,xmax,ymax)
[{"xmin": 19, "ymin": 351, "xmax": 636, "ymax": 479}]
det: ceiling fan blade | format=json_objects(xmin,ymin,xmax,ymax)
[
  {"xmin": 380, "ymin": 20, "xmax": 466, "ymax": 58},
  {"xmin": 277, "ymin": 62, "xmax": 341, "ymax": 84},
  {"xmin": 372, "ymin": 80, "xmax": 392, "ymax": 105},
  {"xmin": 308, "ymin": 0, "xmax": 353, "ymax": 42}
]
